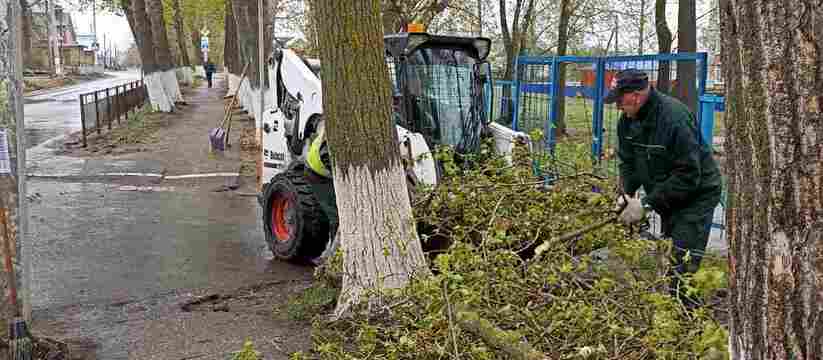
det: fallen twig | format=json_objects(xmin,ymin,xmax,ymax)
[
  {"xmin": 443, "ymin": 280, "xmax": 461, "ymax": 359},
  {"xmin": 454, "ymin": 307, "xmax": 549, "ymax": 360}
]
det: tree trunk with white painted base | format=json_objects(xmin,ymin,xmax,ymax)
[
  {"xmin": 147, "ymin": 0, "xmax": 183, "ymax": 108},
  {"xmin": 316, "ymin": 0, "xmax": 431, "ymax": 319},
  {"xmin": 721, "ymin": 1, "xmax": 823, "ymax": 358},
  {"xmin": 124, "ymin": 0, "xmax": 177, "ymax": 111},
  {"xmin": 171, "ymin": 0, "xmax": 193, "ymax": 86}
]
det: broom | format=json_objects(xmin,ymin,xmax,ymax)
[
  {"xmin": 0, "ymin": 199, "xmax": 32, "ymax": 360},
  {"xmin": 210, "ymin": 63, "xmax": 249, "ymax": 152}
]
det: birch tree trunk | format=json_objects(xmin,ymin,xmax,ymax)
[
  {"xmin": 721, "ymin": 1, "xmax": 823, "ymax": 358},
  {"xmin": 315, "ymin": 0, "xmax": 430, "ymax": 319}
]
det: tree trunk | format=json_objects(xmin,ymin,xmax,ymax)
[
  {"xmin": 555, "ymin": 0, "xmax": 571, "ymax": 136},
  {"xmin": 224, "ymin": 0, "xmax": 240, "ymax": 75},
  {"xmin": 380, "ymin": 0, "xmax": 448, "ymax": 33},
  {"xmin": 20, "ymin": 0, "xmax": 32, "ymax": 69},
  {"xmin": 124, "ymin": 0, "xmax": 176, "ymax": 112},
  {"xmin": 191, "ymin": 29, "xmax": 203, "ymax": 66},
  {"xmin": 46, "ymin": 0, "xmax": 61, "ymax": 75},
  {"xmin": 232, "ymin": 0, "xmax": 269, "ymax": 123},
  {"xmin": 721, "ymin": 1, "xmax": 823, "ymax": 358},
  {"xmin": 516, "ymin": 0, "xmax": 535, "ymax": 63},
  {"xmin": 655, "ymin": 0, "xmax": 672, "ymax": 94},
  {"xmin": 409, "ymin": 0, "xmax": 449, "ymax": 26},
  {"xmin": 476, "ymin": 0, "xmax": 482, "ymax": 36},
  {"xmin": 315, "ymin": 0, "xmax": 430, "ymax": 319},
  {"xmin": 147, "ymin": 0, "xmax": 183, "ymax": 108},
  {"xmin": 674, "ymin": 0, "xmax": 696, "ymax": 113},
  {"xmin": 232, "ymin": 0, "xmax": 261, "ymax": 88},
  {"xmin": 638, "ymin": 0, "xmax": 646, "ymax": 54},
  {"xmin": 172, "ymin": 0, "xmax": 193, "ymax": 85},
  {"xmin": 1, "ymin": 0, "xmax": 30, "ymax": 332},
  {"xmin": 499, "ymin": 0, "xmax": 527, "ymax": 126}
]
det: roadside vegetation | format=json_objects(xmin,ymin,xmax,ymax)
[{"xmin": 253, "ymin": 138, "xmax": 730, "ymax": 360}]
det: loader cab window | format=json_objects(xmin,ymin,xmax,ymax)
[{"xmin": 403, "ymin": 46, "xmax": 483, "ymax": 154}]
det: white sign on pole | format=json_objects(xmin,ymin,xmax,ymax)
[{"xmin": 0, "ymin": 129, "xmax": 11, "ymax": 174}]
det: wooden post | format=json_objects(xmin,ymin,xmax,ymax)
[
  {"xmin": 106, "ymin": 88, "xmax": 112, "ymax": 130},
  {"xmin": 113, "ymin": 86, "xmax": 119, "ymax": 124},
  {"xmin": 80, "ymin": 94, "xmax": 87, "ymax": 147},
  {"xmin": 94, "ymin": 90, "xmax": 101, "ymax": 135}
]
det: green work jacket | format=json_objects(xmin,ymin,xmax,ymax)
[{"xmin": 617, "ymin": 89, "xmax": 722, "ymax": 218}]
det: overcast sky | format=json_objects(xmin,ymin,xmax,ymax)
[
  {"xmin": 62, "ymin": 0, "xmax": 715, "ymax": 55},
  {"xmin": 69, "ymin": 6, "xmax": 134, "ymax": 52}
]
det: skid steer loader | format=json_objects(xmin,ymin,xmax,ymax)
[{"xmin": 258, "ymin": 31, "xmax": 529, "ymax": 261}]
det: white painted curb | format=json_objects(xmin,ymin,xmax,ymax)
[
  {"xmin": 28, "ymin": 172, "xmax": 240, "ymax": 179},
  {"xmin": 164, "ymin": 172, "xmax": 240, "ymax": 180}
]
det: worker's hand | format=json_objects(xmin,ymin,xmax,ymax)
[
  {"xmin": 613, "ymin": 195, "xmax": 628, "ymax": 213},
  {"xmin": 618, "ymin": 196, "xmax": 646, "ymax": 225}
]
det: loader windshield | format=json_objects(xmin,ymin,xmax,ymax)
[{"xmin": 403, "ymin": 46, "xmax": 484, "ymax": 154}]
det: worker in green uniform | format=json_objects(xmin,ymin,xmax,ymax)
[
  {"xmin": 607, "ymin": 69, "xmax": 722, "ymax": 308},
  {"xmin": 304, "ymin": 122, "xmax": 339, "ymax": 265}
]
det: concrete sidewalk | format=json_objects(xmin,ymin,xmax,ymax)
[
  {"xmin": 109, "ymin": 73, "xmax": 255, "ymax": 178},
  {"xmin": 30, "ymin": 73, "xmax": 259, "ymax": 191}
]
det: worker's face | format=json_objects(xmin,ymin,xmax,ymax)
[{"xmin": 617, "ymin": 91, "xmax": 642, "ymax": 118}]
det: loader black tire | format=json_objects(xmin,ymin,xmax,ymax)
[{"xmin": 261, "ymin": 163, "xmax": 330, "ymax": 262}]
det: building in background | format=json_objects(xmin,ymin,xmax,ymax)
[{"xmin": 28, "ymin": 3, "xmax": 97, "ymax": 73}]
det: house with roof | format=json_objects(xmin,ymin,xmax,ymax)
[{"xmin": 28, "ymin": 4, "xmax": 97, "ymax": 72}]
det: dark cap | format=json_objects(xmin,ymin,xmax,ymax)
[{"xmin": 604, "ymin": 69, "xmax": 649, "ymax": 104}]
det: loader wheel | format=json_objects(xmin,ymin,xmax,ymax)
[{"xmin": 261, "ymin": 163, "xmax": 330, "ymax": 261}]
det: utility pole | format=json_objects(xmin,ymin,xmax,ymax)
[
  {"xmin": 1, "ymin": 0, "xmax": 32, "ymax": 324},
  {"xmin": 257, "ymin": 0, "xmax": 265, "ymax": 191},
  {"xmin": 57, "ymin": 5, "xmax": 64, "ymax": 73},
  {"xmin": 47, "ymin": 0, "xmax": 61, "ymax": 75},
  {"xmin": 476, "ymin": 0, "xmax": 482, "ymax": 36},
  {"xmin": 93, "ymin": 0, "xmax": 98, "ymax": 65}
]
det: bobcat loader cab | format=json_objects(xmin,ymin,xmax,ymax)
[{"xmin": 259, "ymin": 30, "xmax": 529, "ymax": 261}]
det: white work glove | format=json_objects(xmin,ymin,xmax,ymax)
[{"xmin": 617, "ymin": 195, "xmax": 646, "ymax": 225}]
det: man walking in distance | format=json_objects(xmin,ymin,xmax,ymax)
[
  {"xmin": 608, "ymin": 69, "xmax": 722, "ymax": 308},
  {"xmin": 205, "ymin": 62, "xmax": 216, "ymax": 88}
]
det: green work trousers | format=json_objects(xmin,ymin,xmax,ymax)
[
  {"xmin": 305, "ymin": 169, "xmax": 338, "ymax": 260},
  {"xmin": 661, "ymin": 206, "xmax": 716, "ymax": 308}
]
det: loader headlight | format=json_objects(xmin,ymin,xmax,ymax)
[
  {"xmin": 473, "ymin": 38, "xmax": 491, "ymax": 61},
  {"xmin": 404, "ymin": 34, "xmax": 431, "ymax": 56}
]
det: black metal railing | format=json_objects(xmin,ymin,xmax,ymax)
[{"xmin": 79, "ymin": 79, "xmax": 148, "ymax": 147}]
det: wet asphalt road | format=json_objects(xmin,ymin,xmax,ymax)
[
  {"xmin": 24, "ymin": 71, "xmax": 140, "ymax": 150},
  {"xmin": 25, "ymin": 181, "xmax": 279, "ymax": 310},
  {"xmin": 22, "ymin": 75, "xmax": 311, "ymax": 358}
]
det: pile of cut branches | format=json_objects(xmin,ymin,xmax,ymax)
[{"xmin": 300, "ymin": 140, "xmax": 729, "ymax": 360}]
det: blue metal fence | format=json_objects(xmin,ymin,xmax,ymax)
[
  {"xmin": 494, "ymin": 52, "xmax": 726, "ymax": 159},
  {"xmin": 498, "ymin": 52, "xmax": 728, "ymax": 244}
]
